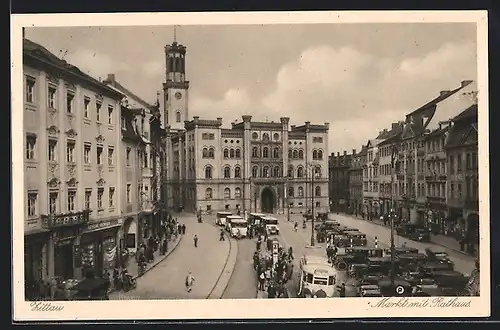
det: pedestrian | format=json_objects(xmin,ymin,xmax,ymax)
[
  {"xmin": 185, "ymin": 271, "xmax": 195, "ymax": 293},
  {"xmin": 265, "ymin": 268, "xmax": 271, "ymax": 287},
  {"xmin": 182, "ymin": 224, "xmax": 186, "ymax": 235},
  {"xmin": 258, "ymin": 271, "xmax": 266, "ymax": 291},
  {"xmin": 178, "ymin": 224, "xmax": 182, "ymax": 235},
  {"xmin": 338, "ymin": 283, "xmax": 346, "ymax": 297},
  {"xmin": 193, "ymin": 234, "xmax": 198, "ymax": 248}
]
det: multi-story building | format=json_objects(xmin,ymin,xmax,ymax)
[
  {"xmin": 160, "ymin": 38, "xmax": 330, "ymax": 214},
  {"xmin": 328, "ymin": 151, "xmax": 352, "ymax": 213},
  {"xmin": 348, "ymin": 146, "xmax": 366, "ymax": 216},
  {"xmin": 424, "ymin": 122, "xmax": 450, "ymax": 234},
  {"xmin": 445, "ymin": 104, "xmax": 479, "ymax": 255},
  {"xmin": 362, "ymin": 137, "xmax": 384, "ymax": 219},
  {"xmin": 23, "ymin": 38, "xmax": 124, "ymax": 298},
  {"xmin": 377, "ymin": 122, "xmax": 404, "ymax": 216},
  {"xmin": 103, "ymin": 74, "xmax": 162, "ymax": 251},
  {"xmin": 398, "ymin": 80, "xmax": 472, "ymax": 224}
]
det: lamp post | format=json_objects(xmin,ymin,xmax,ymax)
[{"xmin": 307, "ymin": 163, "xmax": 319, "ymax": 247}]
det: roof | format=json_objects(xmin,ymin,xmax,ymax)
[
  {"xmin": 407, "ymin": 81, "xmax": 472, "ymax": 117},
  {"xmin": 23, "ymin": 39, "xmax": 123, "ymax": 99},
  {"xmin": 424, "ymin": 126, "xmax": 449, "ymax": 140},
  {"xmin": 445, "ymin": 104, "xmax": 478, "ymax": 149},
  {"xmin": 452, "ymin": 104, "xmax": 478, "ymax": 122},
  {"xmin": 102, "ymin": 76, "xmax": 154, "ymax": 110}
]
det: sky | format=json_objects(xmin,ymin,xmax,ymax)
[{"xmin": 25, "ymin": 23, "xmax": 477, "ymax": 153}]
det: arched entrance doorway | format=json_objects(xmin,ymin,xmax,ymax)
[{"xmin": 261, "ymin": 187, "xmax": 275, "ymax": 214}]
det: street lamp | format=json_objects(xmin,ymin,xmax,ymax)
[{"xmin": 307, "ymin": 163, "xmax": 320, "ymax": 247}]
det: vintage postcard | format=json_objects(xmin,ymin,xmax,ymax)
[{"xmin": 11, "ymin": 11, "xmax": 489, "ymax": 321}]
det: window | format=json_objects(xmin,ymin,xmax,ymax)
[
  {"xmin": 457, "ymin": 154, "xmax": 462, "ymax": 172},
  {"xmin": 252, "ymin": 147, "xmax": 258, "ymax": 158},
  {"xmin": 48, "ymin": 86, "xmax": 57, "ymax": 109},
  {"xmin": 224, "ymin": 188, "xmax": 231, "ymax": 199},
  {"xmin": 121, "ymin": 116, "xmax": 126, "ymax": 129},
  {"xmin": 108, "ymin": 105, "xmax": 114, "ymax": 124},
  {"xmin": 26, "ymin": 76, "xmax": 35, "ymax": 103},
  {"xmin": 126, "ymin": 148, "xmax": 131, "ymax": 166},
  {"xmin": 293, "ymin": 150, "xmax": 298, "ymax": 159},
  {"xmin": 224, "ymin": 166, "xmax": 231, "ymax": 178},
  {"xmin": 262, "ymin": 133, "xmax": 270, "ymax": 141},
  {"xmin": 457, "ymin": 183, "xmax": 462, "ymax": 198},
  {"xmin": 108, "ymin": 147, "xmax": 114, "ymax": 166},
  {"xmin": 273, "ymin": 133, "xmax": 280, "ymax": 141},
  {"xmin": 202, "ymin": 148, "xmax": 208, "ymax": 158},
  {"xmin": 318, "ymin": 150, "xmax": 323, "ymax": 160},
  {"xmin": 273, "ymin": 166, "xmax": 281, "ymax": 177},
  {"xmin": 67, "ymin": 190, "xmax": 76, "ymax": 212},
  {"xmin": 26, "ymin": 135, "xmax": 36, "ymax": 160},
  {"xmin": 252, "ymin": 132, "xmax": 258, "ymax": 140},
  {"xmin": 96, "ymin": 102, "xmax": 102, "ymax": 122},
  {"xmin": 96, "ymin": 146, "xmax": 103, "ymax": 165},
  {"xmin": 176, "ymin": 111, "xmax": 181, "ymax": 123},
  {"xmin": 97, "ymin": 188, "xmax": 104, "ymax": 209},
  {"xmin": 126, "ymin": 184, "xmax": 131, "ymax": 204},
  {"xmin": 109, "ymin": 187, "xmax": 115, "ymax": 208},
  {"xmin": 27, "ymin": 192, "xmax": 37, "ymax": 217},
  {"xmin": 288, "ymin": 165, "xmax": 294, "ymax": 178},
  {"xmin": 262, "ymin": 147, "xmax": 269, "ymax": 158},
  {"xmin": 235, "ymin": 188, "xmax": 242, "ymax": 198},
  {"xmin": 298, "ymin": 186, "xmax": 304, "ymax": 197},
  {"xmin": 85, "ymin": 190, "xmax": 91, "ymax": 209},
  {"xmin": 297, "ymin": 167, "xmax": 304, "ymax": 178},
  {"xmin": 223, "ymin": 148, "xmax": 229, "ymax": 158},
  {"xmin": 66, "ymin": 91, "xmax": 74, "ymax": 113},
  {"xmin": 83, "ymin": 144, "xmax": 91, "ymax": 164},
  {"xmin": 315, "ymin": 186, "xmax": 321, "ymax": 197},
  {"xmin": 314, "ymin": 166, "xmax": 322, "ymax": 178},
  {"xmin": 235, "ymin": 149, "xmax": 241, "ymax": 158},
  {"xmin": 273, "ymin": 147, "xmax": 279, "ymax": 158},
  {"xmin": 205, "ymin": 166, "xmax": 213, "ymax": 179},
  {"xmin": 298, "ymin": 150, "xmax": 304, "ymax": 159},
  {"xmin": 450, "ymin": 183, "xmax": 455, "ymax": 198},
  {"xmin": 313, "ymin": 150, "xmax": 318, "ymax": 160},
  {"xmin": 288, "ymin": 187, "xmax": 294, "ymax": 197},
  {"xmin": 234, "ymin": 166, "xmax": 241, "ymax": 178},
  {"xmin": 288, "ymin": 150, "xmax": 292, "ymax": 159},
  {"xmin": 204, "ymin": 188, "xmax": 213, "ymax": 199},
  {"xmin": 49, "ymin": 192, "xmax": 58, "ymax": 214},
  {"xmin": 66, "ymin": 141, "xmax": 75, "ymax": 162},
  {"xmin": 262, "ymin": 166, "xmax": 270, "ymax": 178},
  {"xmin": 208, "ymin": 148, "xmax": 215, "ymax": 158},
  {"xmin": 252, "ymin": 166, "xmax": 259, "ymax": 178},
  {"xmin": 48, "ymin": 139, "xmax": 57, "ymax": 161},
  {"xmin": 230, "ymin": 149, "xmax": 235, "ymax": 159},
  {"xmin": 84, "ymin": 97, "xmax": 90, "ymax": 118}
]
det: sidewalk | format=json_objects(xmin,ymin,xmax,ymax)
[{"xmin": 330, "ymin": 212, "xmax": 474, "ymax": 257}]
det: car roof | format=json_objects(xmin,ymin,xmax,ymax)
[
  {"xmin": 217, "ymin": 211, "xmax": 233, "ymax": 215},
  {"xmin": 261, "ymin": 216, "xmax": 278, "ymax": 220}
]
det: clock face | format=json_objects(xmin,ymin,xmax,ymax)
[{"xmin": 175, "ymin": 92, "xmax": 182, "ymax": 100}]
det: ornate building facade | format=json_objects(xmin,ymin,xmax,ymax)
[
  {"xmin": 23, "ymin": 38, "xmax": 124, "ymax": 298},
  {"xmin": 160, "ymin": 39, "xmax": 329, "ymax": 214},
  {"xmin": 328, "ymin": 151, "xmax": 352, "ymax": 213}
]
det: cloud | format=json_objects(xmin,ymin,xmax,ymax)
[
  {"xmin": 65, "ymin": 48, "xmax": 128, "ymax": 79},
  {"xmin": 142, "ymin": 60, "xmax": 164, "ymax": 77},
  {"xmin": 190, "ymin": 41, "xmax": 477, "ymax": 151}
]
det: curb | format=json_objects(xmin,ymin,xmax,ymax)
[
  {"xmin": 109, "ymin": 235, "xmax": 184, "ymax": 295},
  {"xmin": 205, "ymin": 220, "xmax": 238, "ymax": 299},
  {"xmin": 336, "ymin": 213, "xmax": 474, "ymax": 257}
]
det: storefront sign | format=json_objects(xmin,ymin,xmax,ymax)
[{"xmin": 83, "ymin": 218, "xmax": 123, "ymax": 233}]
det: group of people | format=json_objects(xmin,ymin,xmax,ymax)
[{"xmin": 253, "ymin": 237, "xmax": 294, "ymax": 299}]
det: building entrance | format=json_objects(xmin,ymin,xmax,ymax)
[{"xmin": 261, "ymin": 187, "xmax": 275, "ymax": 214}]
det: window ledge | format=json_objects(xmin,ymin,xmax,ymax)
[
  {"xmin": 25, "ymin": 159, "xmax": 38, "ymax": 165},
  {"xmin": 83, "ymin": 118, "xmax": 91, "ymax": 125}
]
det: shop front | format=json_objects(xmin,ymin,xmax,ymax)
[
  {"xmin": 123, "ymin": 215, "xmax": 139, "ymax": 253},
  {"xmin": 78, "ymin": 218, "xmax": 122, "ymax": 278},
  {"xmin": 24, "ymin": 231, "xmax": 49, "ymax": 300}
]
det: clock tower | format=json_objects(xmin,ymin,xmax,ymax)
[{"xmin": 163, "ymin": 37, "xmax": 189, "ymax": 131}]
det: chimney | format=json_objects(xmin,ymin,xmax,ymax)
[
  {"xmin": 216, "ymin": 117, "xmax": 223, "ymax": 125},
  {"xmin": 337, "ymin": 152, "xmax": 340, "ymax": 157},
  {"xmin": 461, "ymin": 80, "xmax": 473, "ymax": 88},
  {"xmin": 440, "ymin": 90, "xmax": 450, "ymax": 97},
  {"xmin": 107, "ymin": 73, "xmax": 116, "ymax": 82},
  {"xmin": 291, "ymin": 125, "xmax": 296, "ymax": 129},
  {"xmin": 353, "ymin": 149, "xmax": 356, "ymax": 155},
  {"xmin": 344, "ymin": 151, "xmax": 347, "ymax": 156},
  {"xmin": 439, "ymin": 123, "xmax": 442, "ymax": 130}
]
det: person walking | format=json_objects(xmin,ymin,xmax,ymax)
[
  {"xmin": 338, "ymin": 283, "xmax": 346, "ymax": 297},
  {"xmin": 177, "ymin": 224, "xmax": 182, "ymax": 236},
  {"xmin": 193, "ymin": 234, "xmax": 199, "ymax": 248},
  {"xmin": 185, "ymin": 271, "xmax": 195, "ymax": 293},
  {"xmin": 219, "ymin": 229, "xmax": 225, "ymax": 241},
  {"xmin": 258, "ymin": 271, "xmax": 266, "ymax": 291},
  {"xmin": 182, "ymin": 223, "xmax": 186, "ymax": 235}
]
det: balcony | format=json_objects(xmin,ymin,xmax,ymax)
[{"xmin": 40, "ymin": 210, "xmax": 90, "ymax": 230}]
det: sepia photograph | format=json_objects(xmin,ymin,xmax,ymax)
[{"xmin": 11, "ymin": 11, "xmax": 489, "ymax": 320}]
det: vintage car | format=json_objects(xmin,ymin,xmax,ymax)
[
  {"xmin": 419, "ymin": 262, "xmax": 455, "ymax": 275},
  {"xmin": 345, "ymin": 247, "xmax": 384, "ymax": 259},
  {"xmin": 410, "ymin": 278, "xmax": 445, "ymax": 296},
  {"xmin": 385, "ymin": 246, "xmax": 419, "ymax": 256},
  {"xmin": 348, "ymin": 263, "xmax": 370, "ymax": 278},
  {"xmin": 396, "ymin": 224, "xmax": 430, "ymax": 242},
  {"xmin": 334, "ymin": 231, "xmax": 367, "ymax": 247},
  {"xmin": 427, "ymin": 270, "xmax": 470, "ymax": 289},
  {"xmin": 360, "ymin": 285, "xmax": 382, "ymax": 297},
  {"xmin": 317, "ymin": 212, "xmax": 329, "ymax": 221},
  {"xmin": 377, "ymin": 276, "xmax": 413, "ymax": 297},
  {"xmin": 425, "ymin": 248, "xmax": 455, "ymax": 270},
  {"xmin": 335, "ymin": 226, "xmax": 360, "ymax": 235},
  {"xmin": 396, "ymin": 253, "xmax": 428, "ymax": 270},
  {"xmin": 367, "ymin": 257, "xmax": 394, "ymax": 276},
  {"xmin": 334, "ymin": 252, "xmax": 367, "ymax": 270}
]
